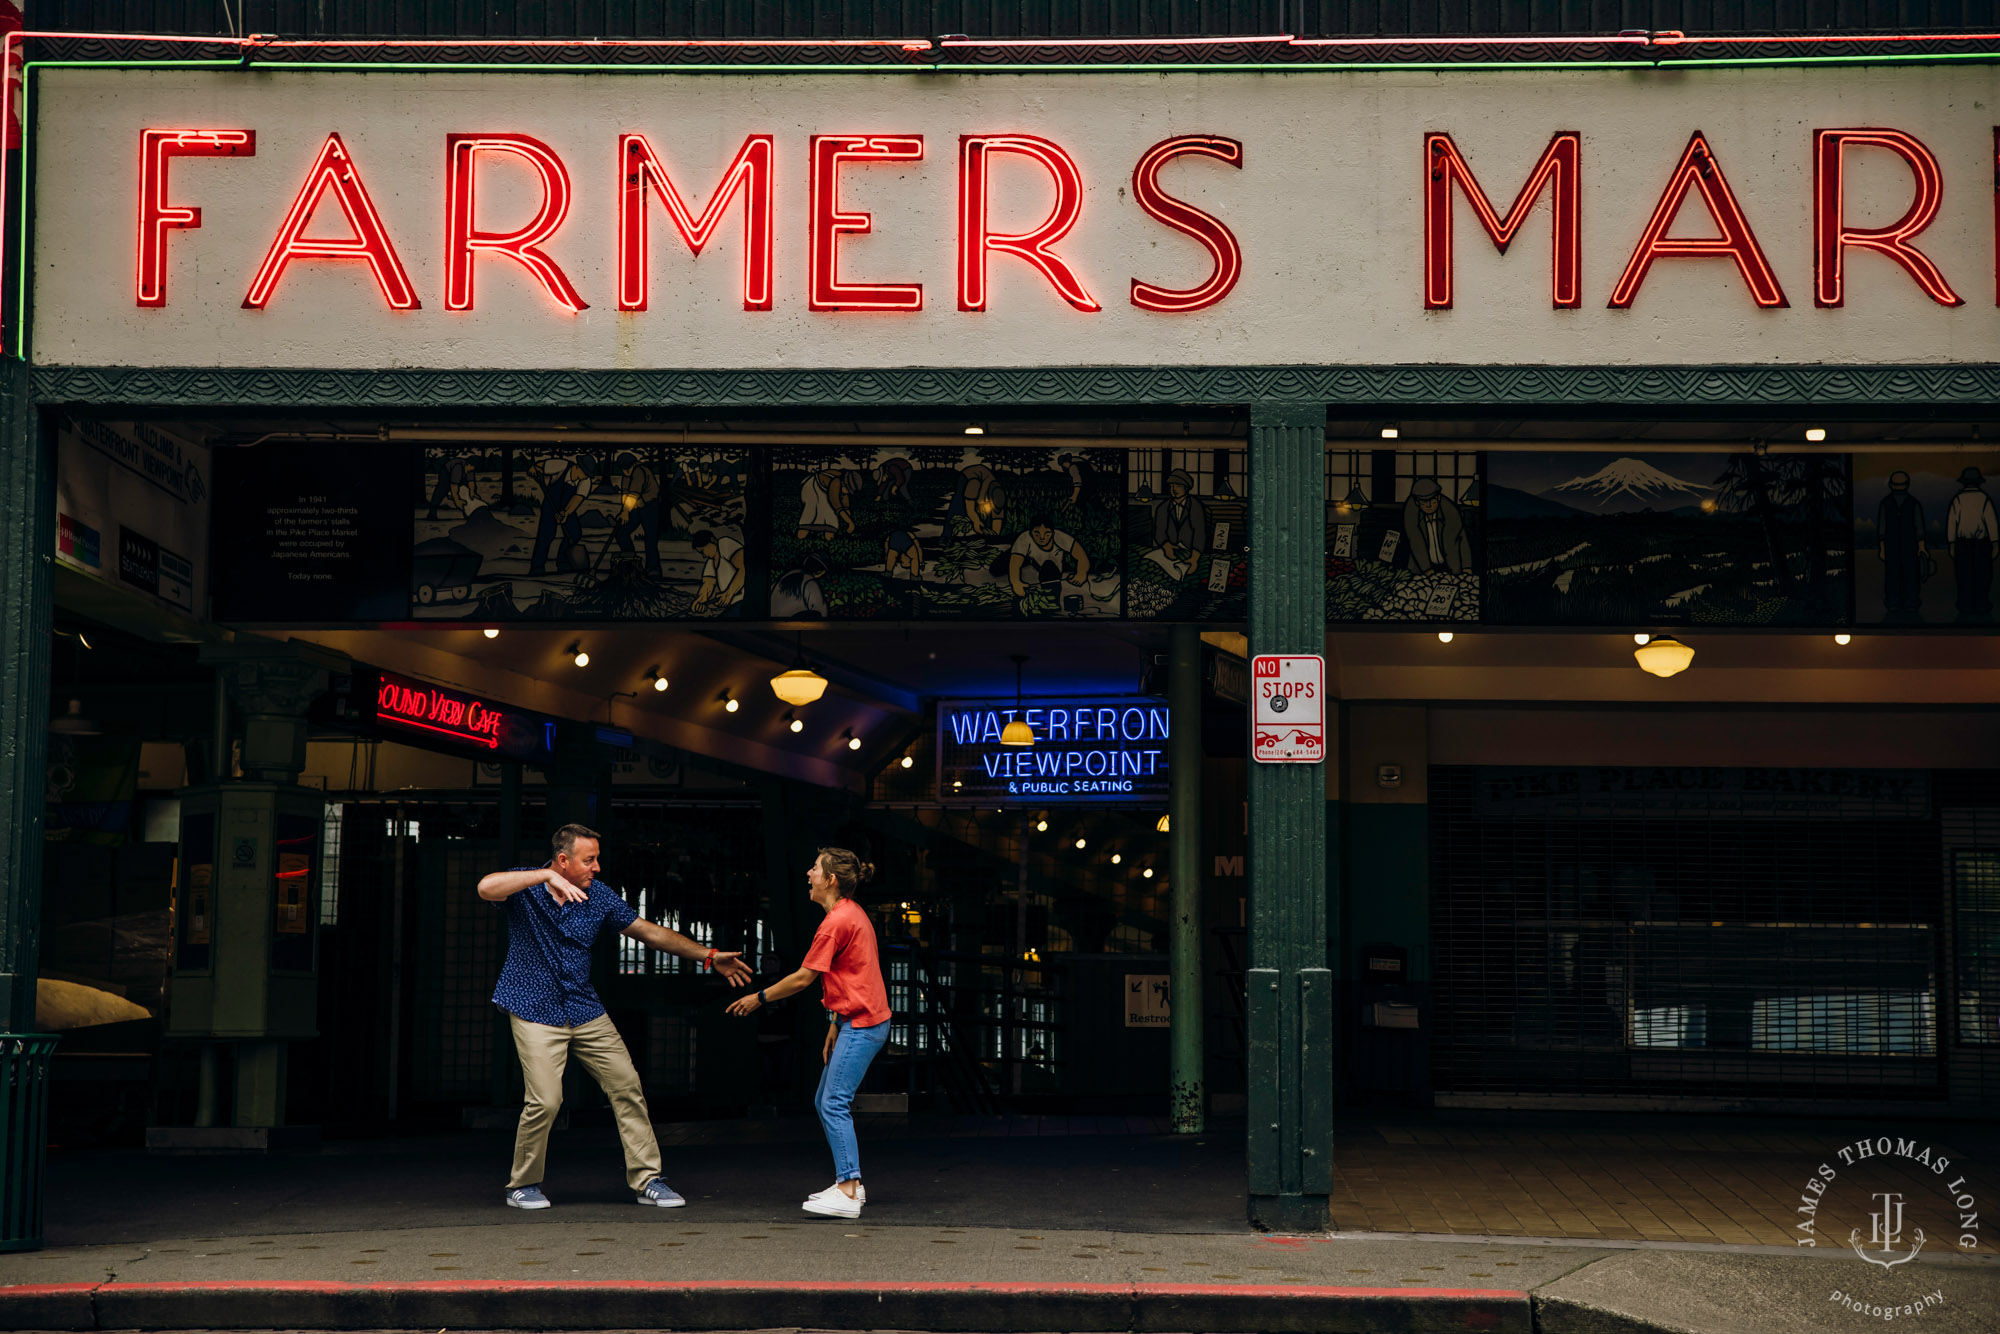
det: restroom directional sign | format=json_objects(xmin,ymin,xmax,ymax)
[{"xmin": 1251, "ymin": 654, "xmax": 1324, "ymax": 763}]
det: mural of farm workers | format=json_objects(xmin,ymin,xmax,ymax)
[
  {"xmin": 530, "ymin": 455, "xmax": 600, "ymax": 575},
  {"xmin": 1150, "ymin": 470, "xmax": 1208, "ymax": 578},
  {"xmin": 883, "ymin": 529, "xmax": 924, "ymax": 579},
  {"xmin": 426, "ymin": 455, "xmax": 479, "ymax": 520},
  {"xmin": 874, "ymin": 457, "xmax": 912, "ymax": 502},
  {"xmin": 771, "ymin": 554, "xmax": 829, "ymax": 618},
  {"xmin": 1947, "ymin": 467, "xmax": 1998, "ymax": 616},
  {"xmin": 961, "ymin": 463, "xmax": 1008, "ymax": 535},
  {"xmin": 611, "ymin": 452, "xmax": 664, "ymax": 576},
  {"xmin": 1404, "ymin": 478, "xmax": 1473, "ymax": 574},
  {"xmin": 797, "ymin": 469, "xmax": 856, "ymax": 539},
  {"xmin": 1874, "ymin": 470, "xmax": 1927, "ymax": 616},
  {"xmin": 1009, "ymin": 517, "xmax": 1092, "ymax": 611},
  {"xmin": 1056, "ymin": 453, "xmax": 1086, "ymax": 506},
  {"xmin": 692, "ymin": 530, "xmax": 746, "ymax": 614}
]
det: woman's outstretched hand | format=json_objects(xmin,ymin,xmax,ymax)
[{"xmin": 725, "ymin": 992, "xmax": 762, "ymax": 1017}]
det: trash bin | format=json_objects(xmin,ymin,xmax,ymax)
[{"xmin": 0, "ymin": 1034, "xmax": 58, "ymax": 1253}]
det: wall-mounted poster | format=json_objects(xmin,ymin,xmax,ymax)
[
  {"xmin": 411, "ymin": 446, "xmax": 749, "ymax": 621},
  {"xmin": 212, "ymin": 444, "xmax": 413, "ymax": 622},
  {"xmin": 1485, "ymin": 452, "xmax": 1851, "ymax": 626},
  {"xmin": 1124, "ymin": 446, "xmax": 1246, "ymax": 620},
  {"xmin": 1853, "ymin": 452, "xmax": 2000, "ymax": 626},
  {"xmin": 1324, "ymin": 449, "xmax": 1480, "ymax": 622},
  {"xmin": 766, "ymin": 446, "xmax": 1124, "ymax": 620}
]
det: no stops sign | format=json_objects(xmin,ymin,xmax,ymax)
[{"xmin": 1250, "ymin": 654, "xmax": 1325, "ymax": 763}]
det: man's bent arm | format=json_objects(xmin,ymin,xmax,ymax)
[{"xmin": 478, "ymin": 868, "xmax": 553, "ymax": 902}]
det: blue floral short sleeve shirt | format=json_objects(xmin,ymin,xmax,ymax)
[{"xmin": 491, "ymin": 867, "xmax": 638, "ymax": 1028}]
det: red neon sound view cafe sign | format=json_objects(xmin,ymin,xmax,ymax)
[{"xmin": 368, "ymin": 671, "xmax": 556, "ymax": 762}]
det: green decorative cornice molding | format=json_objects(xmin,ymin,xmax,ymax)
[{"xmin": 30, "ymin": 364, "xmax": 2000, "ymax": 410}]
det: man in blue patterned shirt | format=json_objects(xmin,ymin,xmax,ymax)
[{"xmin": 478, "ymin": 822, "xmax": 753, "ymax": 1210}]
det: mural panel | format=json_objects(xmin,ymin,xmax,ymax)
[
  {"xmin": 1324, "ymin": 449, "xmax": 1481, "ymax": 622},
  {"xmin": 1123, "ymin": 446, "xmax": 1247, "ymax": 620},
  {"xmin": 1485, "ymin": 452, "xmax": 1851, "ymax": 626},
  {"xmin": 412, "ymin": 446, "xmax": 749, "ymax": 620},
  {"xmin": 1853, "ymin": 451, "xmax": 2000, "ymax": 626},
  {"xmin": 766, "ymin": 446, "xmax": 1125, "ymax": 620}
]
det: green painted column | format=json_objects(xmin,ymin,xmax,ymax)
[
  {"xmin": 1168, "ymin": 622, "xmax": 1203, "ymax": 1132},
  {"xmin": 0, "ymin": 358, "xmax": 51, "ymax": 1035},
  {"xmin": 1245, "ymin": 400, "xmax": 1332, "ymax": 1233}
]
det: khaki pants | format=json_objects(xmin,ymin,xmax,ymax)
[{"xmin": 508, "ymin": 1012, "xmax": 662, "ymax": 1193}]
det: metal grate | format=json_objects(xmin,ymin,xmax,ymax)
[{"xmin": 1430, "ymin": 765, "xmax": 1947, "ymax": 1103}]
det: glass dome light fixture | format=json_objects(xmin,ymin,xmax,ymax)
[
  {"xmin": 1000, "ymin": 654, "xmax": 1036, "ymax": 746},
  {"xmin": 1633, "ymin": 634, "xmax": 1695, "ymax": 678},
  {"xmin": 770, "ymin": 633, "xmax": 828, "ymax": 706}
]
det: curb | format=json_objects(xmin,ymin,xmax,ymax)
[{"xmin": 0, "ymin": 1278, "xmax": 1534, "ymax": 1333}]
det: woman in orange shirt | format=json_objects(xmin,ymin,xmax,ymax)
[{"xmin": 726, "ymin": 847, "xmax": 892, "ymax": 1218}]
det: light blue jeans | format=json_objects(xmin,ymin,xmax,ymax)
[{"xmin": 814, "ymin": 1017, "xmax": 889, "ymax": 1183}]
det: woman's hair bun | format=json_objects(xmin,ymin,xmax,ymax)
[{"xmin": 858, "ymin": 862, "xmax": 877, "ymax": 884}]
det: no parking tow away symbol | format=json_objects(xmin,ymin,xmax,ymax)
[{"xmin": 1251, "ymin": 654, "xmax": 1324, "ymax": 763}]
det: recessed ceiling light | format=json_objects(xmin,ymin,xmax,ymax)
[
  {"xmin": 1634, "ymin": 633, "xmax": 1651, "ymax": 645},
  {"xmin": 1437, "ymin": 631, "xmax": 1453, "ymax": 643},
  {"xmin": 964, "ymin": 423, "xmax": 985, "ymax": 435},
  {"xmin": 482, "ymin": 627, "xmax": 500, "ymax": 639},
  {"xmin": 1111, "ymin": 853, "xmax": 1122, "ymax": 865},
  {"xmin": 1380, "ymin": 426, "xmax": 1399, "ymax": 439},
  {"xmin": 1073, "ymin": 837, "xmax": 1086, "ymax": 850},
  {"xmin": 1805, "ymin": 427, "xmax": 1827, "ymax": 442},
  {"xmin": 1834, "ymin": 633, "xmax": 1852, "ymax": 645},
  {"xmin": 1142, "ymin": 867, "xmax": 1155, "ymax": 879}
]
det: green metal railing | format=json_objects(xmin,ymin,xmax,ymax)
[{"xmin": 0, "ymin": 1034, "xmax": 58, "ymax": 1253}]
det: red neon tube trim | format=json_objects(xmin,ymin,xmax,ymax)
[
  {"xmin": 1813, "ymin": 128, "xmax": 1963, "ymax": 308},
  {"xmin": 1994, "ymin": 128, "xmax": 1999, "ymax": 310},
  {"xmin": 807, "ymin": 134, "xmax": 924, "ymax": 312},
  {"xmin": 1608, "ymin": 131, "xmax": 1787, "ymax": 309},
  {"xmin": 957, "ymin": 134, "xmax": 1099, "ymax": 313},
  {"xmin": 941, "ymin": 35, "xmax": 1293, "ymax": 47},
  {"xmin": 376, "ymin": 711, "xmax": 502, "ymax": 749},
  {"xmin": 445, "ymin": 133, "xmax": 588, "ymax": 312},
  {"xmin": 1129, "ymin": 135, "xmax": 1243, "ymax": 313},
  {"xmin": 242, "ymin": 132, "xmax": 419, "ymax": 310},
  {"xmin": 137, "ymin": 128, "xmax": 253, "ymax": 308},
  {"xmin": 1423, "ymin": 130, "xmax": 1580, "ymax": 310},
  {"xmin": 618, "ymin": 133, "xmax": 773, "ymax": 312}
]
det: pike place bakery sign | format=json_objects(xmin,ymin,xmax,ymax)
[{"xmin": 27, "ymin": 66, "xmax": 2000, "ymax": 369}]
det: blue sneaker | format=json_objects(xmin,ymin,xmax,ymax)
[
  {"xmin": 505, "ymin": 1185, "xmax": 551, "ymax": 1210},
  {"xmin": 636, "ymin": 1178, "xmax": 685, "ymax": 1208}
]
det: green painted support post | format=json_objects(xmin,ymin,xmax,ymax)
[
  {"xmin": 0, "ymin": 355, "xmax": 56, "ymax": 1251},
  {"xmin": 1245, "ymin": 400, "xmax": 1332, "ymax": 1233},
  {"xmin": 1168, "ymin": 622, "xmax": 1203, "ymax": 1132}
]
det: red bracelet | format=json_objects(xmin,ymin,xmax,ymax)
[{"xmin": 703, "ymin": 947, "xmax": 716, "ymax": 972}]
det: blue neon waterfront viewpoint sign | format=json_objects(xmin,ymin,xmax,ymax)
[{"xmin": 936, "ymin": 698, "xmax": 1169, "ymax": 805}]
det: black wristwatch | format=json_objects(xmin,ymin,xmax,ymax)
[{"xmin": 758, "ymin": 988, "xmax": 769, "ymax": 1005}]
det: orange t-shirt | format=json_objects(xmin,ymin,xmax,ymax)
[{"xmin": 801, "ymin": 898, "xmax": 891, "ymax": 1028}]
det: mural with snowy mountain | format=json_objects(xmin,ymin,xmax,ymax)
[{"xmin": 1485, "ymin": 453, "xmax": 1852, "ymax": 627}]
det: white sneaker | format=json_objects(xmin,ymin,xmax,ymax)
[
  {"xmin": 810, "ymin": 1182, "xmax": 866, "ymax": 1205},
  {"xmin": 802, "ymin": 1187, "xmax": 862, "ymax": 1218}
]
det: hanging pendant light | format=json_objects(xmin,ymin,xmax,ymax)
[
  {"xmin": 770, "ymin": 633, "xmax": 828, "ymax": 706},
  {"xmin": 1633, "ymin": 634, "xmax": 1695, "ymax": 678},
  {"xmin": 1001, "ymin": 654, "xmax": 1036, "ymax": 746}
]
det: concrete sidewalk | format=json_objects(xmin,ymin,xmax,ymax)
[
  {"xmin": 2, "ymin": 1221, "xmax": 1995, "ymax": 1333},
  {"xmin": 4, "ymin": 1117, "xmax": 1996, "ymax": 1333}
]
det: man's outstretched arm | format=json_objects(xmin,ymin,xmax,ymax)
[{"xmin": 621, "ymin": 919, "xmax": 754, "ymax": 985}]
